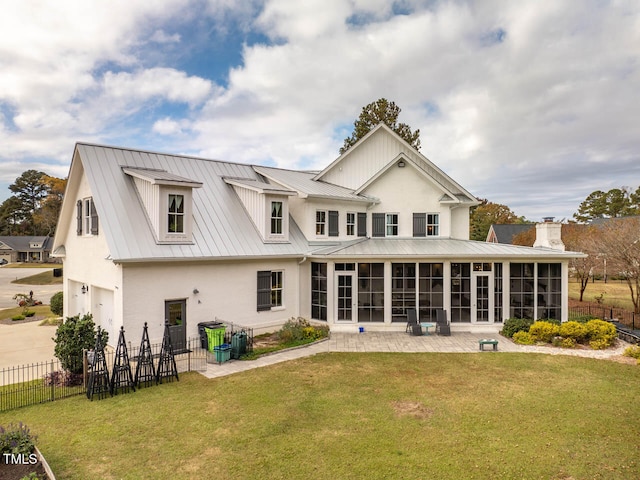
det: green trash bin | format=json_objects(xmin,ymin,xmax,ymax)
[
  {"xmin": 205, "ymin": 327, "xmax": 226, "ymax": 352},
  {"xmin": 231, "ymin": 331, "xmax": 247, "ymax": 359}
]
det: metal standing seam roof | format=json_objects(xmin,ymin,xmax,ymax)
[
  {"xmin": 308, "ymin": 238, "xmax": 586, "ymax": 259},
  {"xmin": 76, "ymin": 144, "xmax": 310, "ymax": 262},
  {"xmin": 254, "ymin": 166, "xmax": 378, "ymax": 203},
  {"xmin": 74, "ymin": 143, "xmax": 585, "ymax": 264}
]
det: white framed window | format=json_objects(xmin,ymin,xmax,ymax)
[
  {"xmin": 271, "ymin": 271, "xmax": 283, "ymax": 307},
  {"xmin": 427, "ymin": 213, "xmax": 439, "ymax": 236},
  {"xmin": 168, "ymin": 194, "xmax": 185, "ymax": 234},
  {"xmin": 257, "ymin": 270, "xmax": 284, "ymax": 310},
  {"xmin": 346, "ymin": 212, "xmax": 355, "ymax": 236},
  {"xmin": 386, "ymin": 213, "xmax": 398, "ymax": 237},
  {"xmin": 271, "ymin": 201, "xmax": 283, "ymax": 235},
  {"xmin": 316, "ymin": 210, "xmax": 327, "ymax": 236},
  {"xmin": 78, "ymin": 197, "xmax": 99, "ymax": 236}
]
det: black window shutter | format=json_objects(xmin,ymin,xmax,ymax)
[
  {"xmin": 76, "ymin": 200, "xmax": 83, "ymax": 235},
  {"xmin": 328, "ymin": 210, "xmax": 339, "ymax": 237},
  {"xmin": 413, "ymin": 213, "xmax": 426, "ymax": 237},
  {"xmin": 257, "ymin": 271, "xmax": 272, "ymax": 311},
  {"xmin": 372, "ymin": 213, "xmax": 385, "ymax": 237},
  {"xmin": 357, "ymin": 212, "xmax": 367, "ymax": 237},
  {"xmin": 90, "ymin": 199, "xmax": 99, "ymax": 235}
]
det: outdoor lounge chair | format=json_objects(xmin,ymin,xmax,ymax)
[
  {"xmin": 435, "ymin": 309, "xmax": 451, "ymax": 336},
  {"xmin": 406, "ymin": 308, "xmax": 422, "ymax": 335}
]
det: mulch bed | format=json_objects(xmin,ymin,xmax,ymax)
[
  {"xmin": 0, "ymin": 316, "xmax": 48, "ymax": 326},
  {"xmin": 0, "ymin": 459, "xmax": 48, "ymax": 480}
]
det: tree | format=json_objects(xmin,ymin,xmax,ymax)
[
  {"xmin": 469, "ymin": 199, "xmax": 525, "ymax": 241},
  {"xmin": 32, "ymin": 175, "xmax": 67, "ymax": 236},
  {"xmin": 573, "ymin": 187, "xmax": 640, "ymax": 223},
  {"xmin": 1, "ymin": 171, "xmax": 66, "ymax": 236},
  {"xmin": 562, "ymin": 224, "xmax": 603, "ymax": 302},
  {"xmin": 596, "ymin": 217, "xmax": 640, "ymax": 314},
  {"xmin": 340, "ymin": 98, "xmax": 421, "ymax": 154},
  {"xmin": 0, "ymin": 196, "xmax": 25, "ymax": 235}
]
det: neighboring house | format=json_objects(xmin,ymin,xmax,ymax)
[
  {"xmin": 52, "ymin": 124, "xmax": 584, "ymax": 347},
  {"xmin": 486, "ymin": 224, "xmax": 534, "ymax": 244},
  {"xmin": 0, "ymin": 236, "xmax": 53, "ymax": 264}
]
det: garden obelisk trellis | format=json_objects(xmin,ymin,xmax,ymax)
[
  {"xmin": 156, "ymin": 321, "xmax": 179, "ymax": 384},
  {"xmin": 110, "ymin": 326, "xmax": 136, "ymax": 395},
  {"xmin": 86, "ymin": 331, "xmax": 111, "ymax": 400},
  {"xmin": 134, "ymin": 322, "xmax": 157, "ymax": 387}
]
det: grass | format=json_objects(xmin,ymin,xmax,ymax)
[
  {"xmin": 569, "ymin": 278, "xmax": 636, "ymax": 311},
  {"xmin": 1, "ymin": 353, "xmax": 638, "ymax": 479},
  {"xmin": 10, "ymin": 269, "xmax": 62, "ymax": 286},
  {"xmin": 2, "ymin": 263, "xmax": 61, "ymax": 269},
  {"xmin": 0, "ymin": 305, "xmax": 57, "ymax": 322}
]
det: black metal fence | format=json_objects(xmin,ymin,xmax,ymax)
[
  {"xmin": 569, "ymin": 305, "xmax": 637, "ymax": 330},
  {"xmin": 0, "ymin": 336, "xmax": 207, "ymax": 412}
]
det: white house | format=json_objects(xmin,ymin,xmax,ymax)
[{"xmin": 52, "ymin": 124, "xmax": 584, "ymax": 347}]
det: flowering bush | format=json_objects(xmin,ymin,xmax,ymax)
[
  {"xmin": 512, "ymin": 331, "xmax": 535, "ymax": 345},
  {"xmin": 0, "ymin": 422, "xmax": 36, "ymax": 456},
  {"xmin": 528, "ymin": 321, "xmax": 560, "ymax": 343},
  {"xmin": 559, "ymin": 321, "xmax": 587, "ymax": 342}
]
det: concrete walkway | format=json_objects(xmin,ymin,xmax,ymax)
[{"xmin": 201, "ymin": 331, "xmax": 630, "ymax": 379}]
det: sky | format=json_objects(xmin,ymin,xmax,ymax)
[{"xmin": 1, "ymin": 0, "xmax": 639, "ymax": 222}]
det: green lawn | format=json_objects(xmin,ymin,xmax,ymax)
[
  {"xmin": 1, "ymin": 353, "xmax": 639, "ymax": 479},
  {"xmin": 10, "ymin": 269, "xmax": 63, "ymax": 286}
]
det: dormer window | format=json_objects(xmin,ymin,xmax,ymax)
[
  {"xmin": 168, "ymin": 194, "xmax": 185, "ymax": 233},
  {"xmin": 123, "ymin": 167, "xmax": 202, "ymax": 245},
  {"xmin": 271, "ymin": 201, "xmax": 283, "ymax": 235}
]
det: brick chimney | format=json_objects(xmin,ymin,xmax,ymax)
[{"xmin": 533, "ymin": 221, "xmax": 565, "ymax": 251}]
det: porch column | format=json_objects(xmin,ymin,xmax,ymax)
[{"xmin": 384, "ymin": 261, "xmax": 392, "ymax": 324}]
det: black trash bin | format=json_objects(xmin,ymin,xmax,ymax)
[{"xmin": 197, "ymin": 321, "xmax": 224, "ymax": 350}]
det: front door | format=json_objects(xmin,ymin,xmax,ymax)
[
  {"xmin": 335, "ymin": 272, "xmax": 356, "ymax": 322},
  {"xmin": 165, "ymin": 299, "xmax": 187, "ymax": 352},
  {"xmin": 472, "ymin": 273, "xmax": 493, "ymax": 323}
]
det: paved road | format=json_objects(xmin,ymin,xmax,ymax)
[{"xmin": 0, "ymin": 266, "xmax": 62, "ymax": 309}]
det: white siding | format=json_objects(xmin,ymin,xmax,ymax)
[
  {"xmin": 320, "ymin": 128, "xmax": 405, "ymax": 189},
  {"xmin": 121, "ymin": 259, "xmax": 302, "ymax": 344},
  {"xmin": 133, "ymin": 177, "xmax": 159, "ymax": 234},
  {"xmin": 233, "ymin": 185, "xmax": 265, "ymax": 238},
  {"xmin": 360, "ymin": 160, "xmax": 454, "ymax": 238}
]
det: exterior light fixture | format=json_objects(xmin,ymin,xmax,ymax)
[
  {"xmin": 81, "ymin": 284, "xmax": 88, "ymax": 294},
  {"xmin": 398, "ymin": 160, "xmax": 406, "ymax": 168},
  {"xmin": 193, "ymin": 288, "xmax": 199, "ymax": 294}
]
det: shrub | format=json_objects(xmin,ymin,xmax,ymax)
[
  {"xmin": 585, "ymin": 320, "xmax": 616, "ymax": 348},
  {"xmin": 589, "ymin": 339, "xmax": 610, "ymax": 350},
  {"xmin": 561, "ymin": 337, "xmax": 577, "ymax": 349},
  {"xmin": 25, "ymin": 310, "xmax": 36, "ymax": 317},
  {"xmin": 44, "ymin": 370, "xmax": 84, "ymax": 387},
  {"xmin": 0, "ymin": 422, "xmax": 36, "ymax": 456},
  {"xmin": 53, "ymin": 313, "xmax": 109, "ymax": 374},
  {"xmin": 277, "ymin": 317, "xmax": 329, "ymax": 344},
  {"xmin": 529, "ymin": 321, "xmax": 560, "ymax": 343},
  {"xmin": 623, "ymin": 345, "xmax": 640, "ymax": 359},
  {"xmin": 559, "ymin": 321, "xmax": 587, "ymax": 342},
  {"xmin": 11, "ymin": 315, "xmax": 25, "ymax": 321},
  {"xmin": 50, "ymin": 291, "xmax": 63, "ymax": 316},
  {"xmin": 501, "ymin": 318, "xmax": 534, "ymax": 338},
  {"xmin": 512, "ymin": 331, "xmax": 535, "ymax": 345},
  {"xmin": 568, "ymin": 314, "xmax": 599, "ymax": 323}
]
